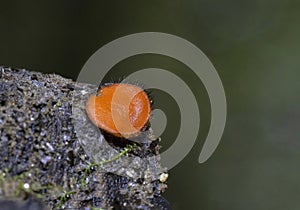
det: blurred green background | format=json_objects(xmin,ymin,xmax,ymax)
[{"xmin": 1, "ymin": 1, "xmax": 300, "ymax": 209}]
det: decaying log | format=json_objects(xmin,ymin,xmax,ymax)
[{"xmin": 0, "ymin": 67, "xmax": 170, "ymax": 210}]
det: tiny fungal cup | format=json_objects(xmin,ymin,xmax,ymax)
[{"xmin": 86, "ymin": 83, "xmax": 151, "ymax": 138}]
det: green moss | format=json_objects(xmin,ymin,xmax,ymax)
[
  {"xmin": 57, "ymin": 191, "xmax": 75, "ymax": 209},
  {"xmin": 80, "ymin": 144, "xmax": 137, "ymax": 188},
  {"xmin": 0, "ymin": 144, "xmax": 137, "ymax": 209}
]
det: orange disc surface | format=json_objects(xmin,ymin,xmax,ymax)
[{"xmin": 86, "ymin": 83, "xmax": 151, "ymax": 137}]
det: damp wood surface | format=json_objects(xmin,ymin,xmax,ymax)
[{"xmin": 0, "ymin": 67, "xmax": 170, "ymax": 210}]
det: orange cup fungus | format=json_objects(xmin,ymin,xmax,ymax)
[{"xmin": 86, "ymin": 83, "xmax": 151, "ymax": 138}]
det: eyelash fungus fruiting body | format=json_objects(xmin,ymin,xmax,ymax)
[{"xmin": 86, "ymin": 83, "xmax": 151, "ymax": 140}]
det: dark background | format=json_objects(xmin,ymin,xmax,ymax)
[{"xmin": 1, "ymin": 1, "xmax": 300, "ymax": 209}]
